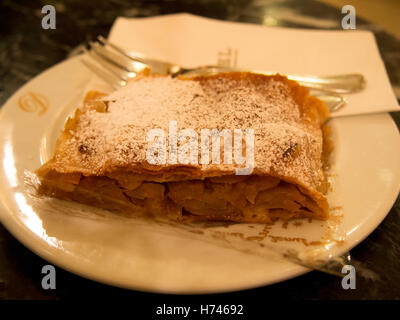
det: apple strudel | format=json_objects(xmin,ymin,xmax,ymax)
[{"xmin": 36, "ymin": 72, "xmax": 331, "ymax": 223}]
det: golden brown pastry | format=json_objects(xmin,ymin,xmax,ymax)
[{"xmin": 36, "ymin": 72, "xmax": 330, "ymax": 223}]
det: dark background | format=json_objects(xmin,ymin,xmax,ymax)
[{"xmin": 0, "ymin": 0, "xmax": 399, "ymax": 301}]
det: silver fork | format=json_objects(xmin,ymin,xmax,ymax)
[{"xmin": 81, "ymin": 35, "xmax": 365, "ymax": 112}]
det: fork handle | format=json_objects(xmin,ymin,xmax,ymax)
[
  {"xmin": 285, "ymin": 73, "xmax": 366, "ymax": 94},
  {"xmin": 180, "ymin": 66, "xmax": 366, "ymax": 94}
]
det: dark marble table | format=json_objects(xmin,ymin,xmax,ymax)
[{"xmin": 0, "ymin": 0, "xmax": 399, "ymax": 301}]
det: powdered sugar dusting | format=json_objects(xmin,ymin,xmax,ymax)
[{"xmin": 54, "ymin": 75, "xmax": 325, "ymax": 190}]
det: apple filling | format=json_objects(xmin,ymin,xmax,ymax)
[{"xmin": 38, "ymin": 172, "xmax": 327, "ymax": 223}]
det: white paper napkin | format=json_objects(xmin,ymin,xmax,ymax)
[{"xmin": 86, "ymin": 13, "xmax": 399, "ymax": 117}]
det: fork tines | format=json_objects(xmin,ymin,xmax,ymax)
[{"xmin": 82, "ymin": 36, "xmax": 148, "ymax": 88}]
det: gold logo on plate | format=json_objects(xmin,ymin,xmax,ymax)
[{"xmin": 18, "ymin": 92, "xmax": 49, "ymax": 116}]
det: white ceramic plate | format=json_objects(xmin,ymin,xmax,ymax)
[{"xmin": 0, "ymin": 55, "xmax": 399, "ymax": 293}]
